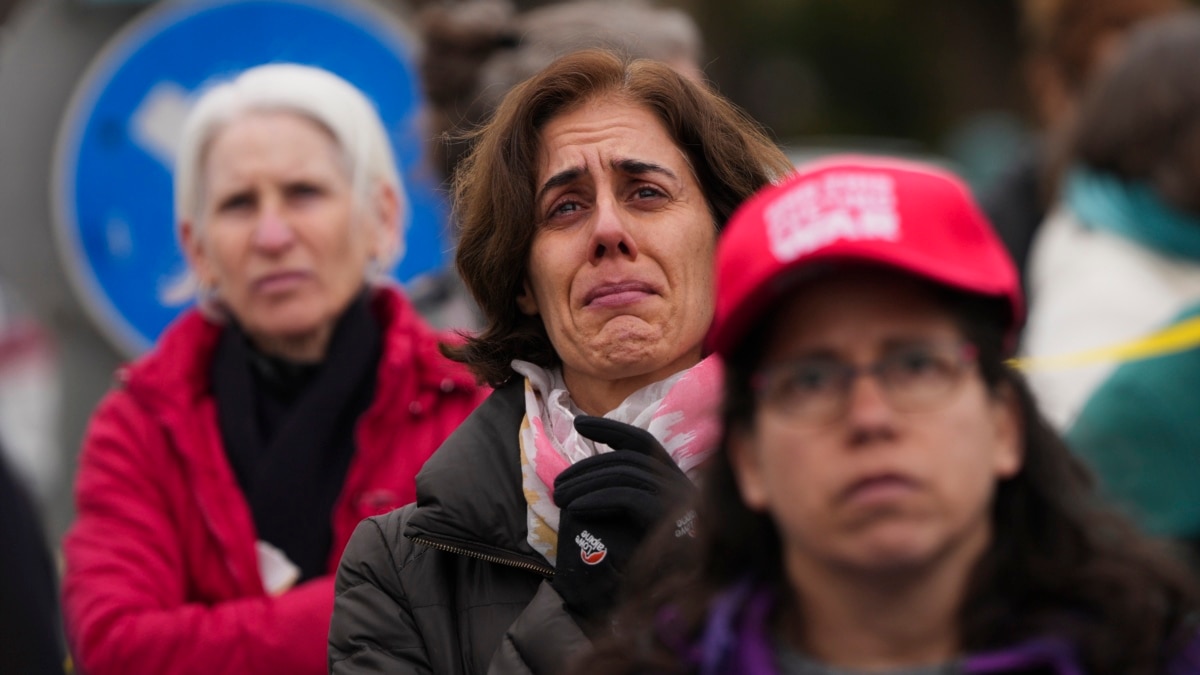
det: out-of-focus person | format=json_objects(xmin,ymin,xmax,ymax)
[
  {"xmin": 62, "ymin": 63, "xmax": 487, "ymax": 675},
  {"xmin": 1057, "ymin": 10, "xmax": 1200, "ymax": 569},
  {"xmin": 328, "ymin": 49, "xmax": 793, "ymax": 674},
  {"xmin": 979, "ymin": 0, "xmax": 1182, "ymax": 288},
  {"xmin": 0, "ymin": 448, "xmax": 66, "ymax": 675},
  {"xmin": 0, "ymin": 283, "xmax": 60, "ymax": 502},
  {"xmin": 1022, "ymin": 9, "xmax": 1200, "ymax": 430},
  {"xmin": 1068, "ymin": 296, "xmax": 1200, "ymax": 570},
  {"xmin": 581, "ymin": 156, "xmax": 1200, "ymax": 675},
  {"xmin": 409, "ymin": 0, "xmax": 705, "ymax": 331}
]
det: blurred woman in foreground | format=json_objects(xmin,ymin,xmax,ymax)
[{"xmin": 584, "ymin": 156, "xmax": 1200, "ymax": 675}]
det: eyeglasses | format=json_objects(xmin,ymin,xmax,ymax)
[{"xmin": 751, "ymin": 340, "xmax": 979, "ymax": 428}]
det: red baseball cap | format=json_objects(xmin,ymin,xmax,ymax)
[{"xmin": 706, "ymin": 155, "xmax": 1024, "ymax": 357}]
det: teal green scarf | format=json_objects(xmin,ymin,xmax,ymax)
[{"xmin": 1064, "ymin": 168, "xmax": 1200, "ymax": 262}]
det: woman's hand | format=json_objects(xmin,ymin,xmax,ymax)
[{"xmin": 550, "ymin": 416, "xmax": 694, "ymax": 628}]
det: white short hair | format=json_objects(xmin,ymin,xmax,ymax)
[{"xmin": 169, "ymin": 63, "xmax": 408, "ymax": 307}]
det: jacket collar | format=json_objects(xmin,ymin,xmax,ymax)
[{"xmin": 405, "ymin": 379, "xmax": 551, "ymax": 572}]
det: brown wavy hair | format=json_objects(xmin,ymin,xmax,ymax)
[
  {"xmin": 442, "ymin": 48, "xmax": 793, "ymax": 386},
  {"xmin": 581, "ymin": 283, "xmax": 1200, "ymax": 675}
]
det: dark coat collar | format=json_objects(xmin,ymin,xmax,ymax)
[{"xmin": 405, "ymin": 380, "xmax": 549, "ymax": 570}]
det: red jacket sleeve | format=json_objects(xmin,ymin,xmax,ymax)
[{"xmin": 63, "ymin": 391, "xmax": 332, "ymax": 675}]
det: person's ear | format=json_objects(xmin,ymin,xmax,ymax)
[
  {"xmin": 516, "ymin": 278, "xmax": 539, "ymax": 316},
  {"xmin": 728, "ymin": 425, "xmax": 769, "ymax": 513},
  {"xmin": 180, "ymin": 220, "xmax": 215, "ymax": 288},
  {"xmin": 990, "ymin": 382, "xmax": 1024, "ymax": 479},
  {"xmin": 369, "ymin": 182, "xmax": 401, "ymax": 263}
]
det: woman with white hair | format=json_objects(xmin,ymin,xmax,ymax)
[{"xmin": 62, "ymin": 63, "xmax": 486, "ymax": 675}]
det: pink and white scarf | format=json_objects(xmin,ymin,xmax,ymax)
[{"xmin": 513, "ymin": 356, "xmax": 723, "ymax": 565}]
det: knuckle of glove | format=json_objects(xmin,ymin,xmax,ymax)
[
  {"xmin": 568, "ymin": 488, "xmax": 665, "ymax": 518},
  {"xmin": 573, "ymin": 416, "xmax": 677, "ymax": 467},
  {"xmin": 553, "ymin": 453, "xmax": 668, "ymax": 506},
  {"xmin": 573, "ymin": 415, "xmax": 659, "ymax": 450},
  {"xmin": 560, "ymin": 492, "xmax": 667, "ymax": 538}
]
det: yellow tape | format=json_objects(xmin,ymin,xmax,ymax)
[{"xmin": 1011, "ymin": 315, "xmax": 1200, "ymax": 371}]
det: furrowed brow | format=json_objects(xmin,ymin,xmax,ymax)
[
  {"xmin": 614, "ymin": 159, "xmax": 679, "ymax": 182},
  {"xmin": 537, "ymin": 167, "xmax": 586, "ymax": 204}
]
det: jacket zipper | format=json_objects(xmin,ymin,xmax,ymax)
[{"xmin": 410, "ymin": 535, "xmax": 555, "ymax": 578}]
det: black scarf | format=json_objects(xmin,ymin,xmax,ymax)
[{"xmin": 211, "ymin": 292, "xmax": 382, "ymax": 582}]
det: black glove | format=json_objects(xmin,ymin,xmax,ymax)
[{"xmin": 551, "ymin": 415, "xmax": 694, "ymax": 626}]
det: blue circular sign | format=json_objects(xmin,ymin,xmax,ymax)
[{"xmin": 53, "ymin": 0, "xmax": 446, "ymax": 356}]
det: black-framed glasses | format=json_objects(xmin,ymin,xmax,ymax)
[{"xmin": 751, "ymin": 340, "xmax": 979, "ymax": 428}]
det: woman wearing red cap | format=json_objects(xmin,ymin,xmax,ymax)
[{"xmin": 580, "ymin": 156, "xmax": 1200, "ymax": 675}]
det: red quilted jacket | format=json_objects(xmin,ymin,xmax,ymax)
[{"xmin": 62, "ymin": 287, "xmax": 487, "ymax": 675}]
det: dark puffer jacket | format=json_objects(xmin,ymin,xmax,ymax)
[{"xmin": 328, "ymin": 380, "xmax": 589, "ymax": 674}]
